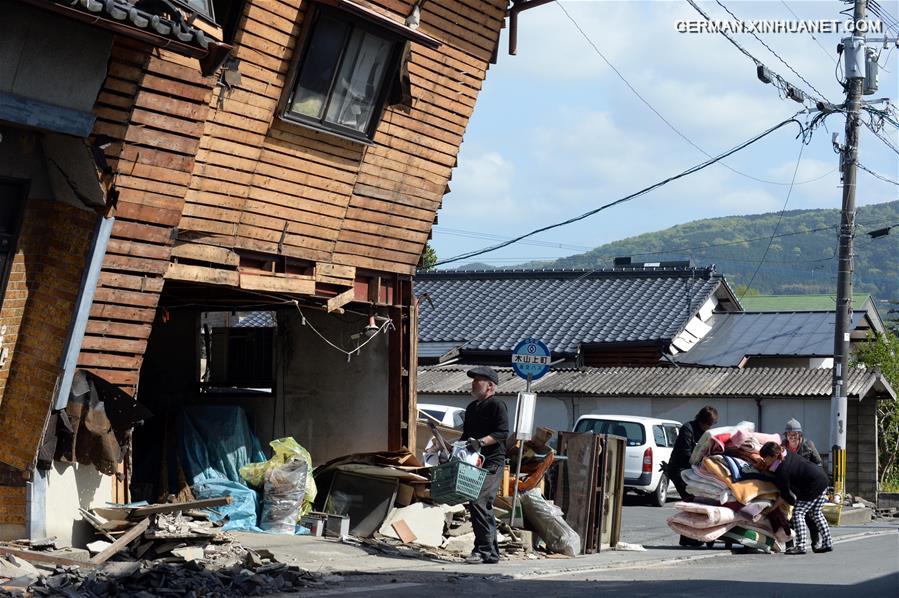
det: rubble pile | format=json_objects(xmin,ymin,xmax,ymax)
[
  {"xmin": 0, "ymin": 498, "xmax": 329, "ymax": 597},
  {"xmin": 3, "ymin": 550, "xmax": 322, "ymax": 597}
]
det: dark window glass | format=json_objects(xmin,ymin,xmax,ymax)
[
  {"xmin": 665, "ymin": 425, "xmax": 680, "ymax": 446},
  {"xmin": 290, "ymin": 16, "xmax": 351, "ymax": 120},
  {"xmin": 575, "ymin": 419, "xmax": 646, "ymax": 446},
  {"xmin": 284, "ymin": 9, "xmax": 399, "ymax": 141},
  {"xmin": 653, "ymin": 425, "xmax": 667, "ymax": 447}
]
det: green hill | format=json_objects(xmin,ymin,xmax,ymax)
[{"xmin": 521, "ymin": 200, "xmax": 899, "ymax": 300}]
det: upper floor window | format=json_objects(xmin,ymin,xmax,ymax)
[{"xmin": 283, "ymin": 7, "xmax": 402, "ymax": 142}]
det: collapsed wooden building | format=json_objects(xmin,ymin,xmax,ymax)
[{"xmin": 0, "ymin": 0, "xmax": 509, "ymax": 545}]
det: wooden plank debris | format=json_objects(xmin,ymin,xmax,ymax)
[
  {"xmin": 88, "ymin": 518, "xmax": 150, "ymax": 565},
  {"xmin": 0, "ymin": 546, "xmax": 97, "ymax": 569}
]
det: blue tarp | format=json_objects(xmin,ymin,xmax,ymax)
[{"xmin": 178, "ymin": 406, "xmax": 266, "ymax": 531}]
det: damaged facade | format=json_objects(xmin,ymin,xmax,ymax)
[{"xmin": 0, "ymin": 0, "xmax": 507, "ymax": 545}]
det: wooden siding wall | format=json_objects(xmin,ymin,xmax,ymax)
[
  {"xmin": 847, "ymin": 397, "xmax": 878, "ymax": 499},
  {"xmin": 78, "ymin": 39, "xmax": 217, "ymax": 393},
  {"xmin": 178, "ymin": 0, "xmax": 506, "ymax": 276}
]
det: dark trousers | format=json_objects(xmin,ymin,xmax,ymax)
[
  {"xmin": 669, "ymin": 466, "xmax": 693, "ymax": 502},
  {"xmin": 468, "ymin": 465, "xmax": 503, "ymax": 561}
]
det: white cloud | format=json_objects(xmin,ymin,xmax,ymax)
[{"xmin": 432, "ymin": 0, "xmax": 899, "ymax": 263}]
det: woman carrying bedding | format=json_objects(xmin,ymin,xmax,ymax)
[
  {"xmin": 759, "ymin": 441, "xmax": 833, "ymax": 555},
  {"xmin": 667, "ymin": 405, "xmax": 719, "ymax": 547}
]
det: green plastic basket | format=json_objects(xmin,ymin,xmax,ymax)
[{"xmin": 429, "ymin": 460, "xmax": 488, "ymax": 506}]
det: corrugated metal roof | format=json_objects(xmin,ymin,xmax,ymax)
[
  {"xmin": 674, "ymin": 311, "xmax": 867, "ymax": 366},
  {"xmin": 419, "ymin": 341, "xmax": 466, "ymax": 360},
  {"xmin": 414, "ymin": 267, "xmax": 733, "ymax": 354},
  {"xmin": 417, "ymin": 365, "xmax": 896, "ymax": 401}
]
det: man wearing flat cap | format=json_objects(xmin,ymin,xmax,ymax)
[{"xmin": 461, "ymin": 365, "xmax": 509, "ymax": 564}]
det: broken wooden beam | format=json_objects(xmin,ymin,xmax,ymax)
[
  {"xmin": 127, "ymin": 496, "xmax": 232, "ymax": 520},
  {"xmin": 89, "ymin": 518, "xmax": 150, "ymax": 565},
  {"xmin": 0, "ymin": 546, "xmax": 97, "ymax": 569}
]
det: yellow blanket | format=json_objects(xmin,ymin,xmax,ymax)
[{"xmin": 702, "ymin": 457, "xmax": 779, "ymax": 504}]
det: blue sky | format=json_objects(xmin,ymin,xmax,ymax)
[{"xmin": 430, "ymin": 0, "xmax": 899, "ymax": 268}]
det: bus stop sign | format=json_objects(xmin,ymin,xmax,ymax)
[{"xmin": 511, "ymin": 338, "xmax": 551, "ymax": 380}]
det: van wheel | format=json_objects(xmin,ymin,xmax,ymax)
[{"xmin": 650, "ymin": 473, "xmax": 668, "ymax": 507}]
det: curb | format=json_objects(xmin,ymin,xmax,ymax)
[{"xmin": 504, "ymin": 528, "xmax": 897, "ymax": 580}]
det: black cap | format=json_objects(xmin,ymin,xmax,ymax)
[{"xmin": 466, "ymin": 366, "xmax": 499, "ymax": 385}]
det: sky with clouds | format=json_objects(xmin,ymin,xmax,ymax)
[{"xmin": 430, "ymin": 0, "xmax": 899, "ymax": 268}]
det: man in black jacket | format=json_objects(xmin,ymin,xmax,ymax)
[
  {"xmin": 666, "ymin": 405, "xmax": 718, "ymax": 547},
  {"xmin": 461, "ymin": 366, "xmax": 509, "ymax": 564},
  {"xmin": 760, "ymin": 441, "xmax": 833, "ymax": 555}
]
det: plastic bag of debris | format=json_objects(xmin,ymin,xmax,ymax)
[
  {"xmin": 260, "ymin": 457, "xmax": 308, "ymax": 534},
  {"xmin": 240, "ymin": 437, "xmax": 317, "ymax": 516},
  {"xmin": 520, "ymin": 487, "xmax": 581, "ymax": 557}
]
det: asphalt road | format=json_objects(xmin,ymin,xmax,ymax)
[{"xmin": 287, "ymin": 497, "xmax": 899, "ymax": 597}]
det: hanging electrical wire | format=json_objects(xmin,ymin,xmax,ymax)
[
  {"xmin": 715, "ymin": 0, "xmax": 831, "ymax": 102},
  {"xmin": 435, "ymin": 115, "xmax": 809, "ymax": 267},
  {"xmin": 780, "ymin": 0, "xmax": 841, "ymax": 62},
  {"xmin": 295, "ymin": 303, "xmax": 393, "ymax": 362},
  {"xmin": 684, "ymin": 0, "xmax": 824, "ymax": 108},
  {"xmin": 858, "ymin": 161, "xmax": 899, "ymax": 185}
]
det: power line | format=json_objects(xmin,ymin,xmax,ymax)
[
  {"xmin": 555, "ymin": 1, "xmax": 832, "ymax": 187},
  {"xmin": 684, "ymin": 0, "xmax": 825, "ymax": 107},
  {"xmin": 738, "ymin": 140, "xmax": 802, "ymax": 299},
  {"xmin": 715, "ymin": 0, "xmax": 831, "ymax": 102},
  {"xmin": 434, "ymin": 227, "xmax": 593, "ymax": 251},
  {"xmin": 451, "ymin": 214, "xmax": 899, "ymax": 270},
  {"xmin": 857, "ymin": 161, "xmax": 899, "ymax": 185},
  {"xmin": 780, "ymin": 0, "xmax": 841, "ymax": 62},
  {"xmin": 434, "ymin": 116, "xmax": 806, "ymax": 267}
]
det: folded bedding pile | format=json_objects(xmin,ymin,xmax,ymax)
[{"xmin": 668, "ymin": 425, "xmax": 792, "ymax": 553}]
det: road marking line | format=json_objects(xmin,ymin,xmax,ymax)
[{"xmin": 519, "ymin": 529, "xmax": 897, "ymax": 580}]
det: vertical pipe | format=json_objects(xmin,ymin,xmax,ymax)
[{"xmin": 53, "ymin": 214, "xmax": 114, "ymax": 410}]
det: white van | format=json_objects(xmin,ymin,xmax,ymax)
[{"xmin": 573, "ymin": 414, "xmax": 681, "ymax": 507}]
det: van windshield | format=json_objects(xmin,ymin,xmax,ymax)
[{"xmin": 574, "ymin": 419, "xmax": 646, "ymax": 446}]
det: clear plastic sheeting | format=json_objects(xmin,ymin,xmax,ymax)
[
  {"xmin": 240, "ymin": 437, "xmax": 318, "ymax": 517},
  {"xmin": 260, "ymin": 458, "xmax": 308, "ymax": 534},
  {"xmin": 520, "ymin": 488, "xmax": 581, "ymax": 557}
]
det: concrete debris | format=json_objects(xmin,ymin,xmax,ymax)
[
  {"xmin": 378, "ymin": 503, "xmax": 450, "ymax": 548},
  {"xmin": 442, "ymin": 532, "xmax": 475, "ymax": 554}
]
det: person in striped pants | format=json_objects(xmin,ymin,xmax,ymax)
[{"xmin": 759, "ymin": 441, "xmax": 833, "ymax": 555}]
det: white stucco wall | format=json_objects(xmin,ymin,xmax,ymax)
[
  {"xmin": 44, "ymin": 462, "xmax": 112, "ymax": 547},
  {"xmin": 418, "ymin": 393, "xmax": 832, "ymax": 445}
]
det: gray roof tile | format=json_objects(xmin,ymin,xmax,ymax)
[
  {"xmin": 418, "ymin": 365, "xmax": 896, "ymax": 400},
  {"xmin": 415, "ymin": 267, "xmax": 733, "ymax": 355}
]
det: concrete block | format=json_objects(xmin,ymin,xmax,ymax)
[
  {"xmin": 515, "ymin": 529, "xmax": 535, "ymax": 553},
  {"xmin": 172, "ymin": 546, "xmax": 205, "ymax": 561},
  {"xmin": 442, "ymin": 532, "xmax": 475, "ymax": 554},
  {"xmin": 378, "ymin": 503, "xmax": 450, "ymax": 548}
]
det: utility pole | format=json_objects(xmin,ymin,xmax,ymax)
[{"xmin": 831, "ymin": 0, "xmax": 867, "ymax": 502}]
